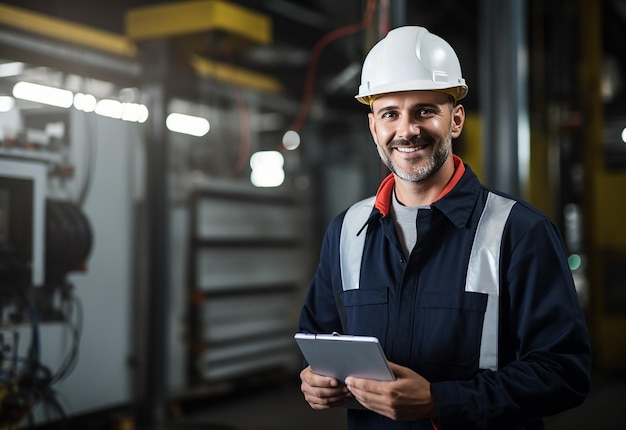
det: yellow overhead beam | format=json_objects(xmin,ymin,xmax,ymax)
[
  {"xmin": 0, "ymin": 2, "xmax": 278, "ymax": 92},
  {"xmin": 189, "ymin": 54, "xmax": 281, "ymax": 93},
  {"xmin": 0, "ymin": 3, "xmax": 136, "ymax": 57},
  {"xmin": 125, "ymin": 0, "xmax": 271, "ymax": 45}
]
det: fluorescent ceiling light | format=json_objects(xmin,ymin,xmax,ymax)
[
  {"xmin": 0, "ymin": 62, "xmax": 24, "ymax": 78},
  {"xmin": 13, "ymin": 81, "xmax": 73, "ymax": 108},
  {"xmin": 74, "ymin": 93, "xmax": 97, "ymax": 112},
  {"xmin": 82, "ymin": 96, "xmax": 148, "ymax": 123},
  {"xmin": 95, "ymin": 99, "xmax": 123, "ymax": 119},
  {"xmin": 250, "ymin": 150, "xmax": 284, "ymax": 170},
  {"xmin": 121, "ymin": 103, "xmax": 149, "ymax": 123},
  {"xmin": 166, "ymin": 113, "xmax": 210, "ymax": 137},
  {"xmin": 250, "ymin": 150, "xmax": 285, "ymax": 187},
  {"xmin": 12, "ymin": 82, "xmax": 148, "ymax": 124}
]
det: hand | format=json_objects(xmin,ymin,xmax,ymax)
[
  {"xmin": 300, "ymin": 366, "xmax": 352, "ymax": 409},
  {"xmin": 344, "ymin": 362, "xmax": 438, "ymax": 421}
]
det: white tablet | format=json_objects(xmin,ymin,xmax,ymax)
[{"xmin": 294, "ymin": 332, "xmax": 395, "ymax": 382}]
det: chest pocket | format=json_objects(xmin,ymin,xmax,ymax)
[
  {"xmin": 416, "ymin": 291, "xmax": 488, "ymax": 372},
  {"xmin": 339, "ymin": 191, "xmax": 516, "ymax": 371},
  {"xmin": 338, "ymin": 287, "xmax": 389, "ymax": 343}
]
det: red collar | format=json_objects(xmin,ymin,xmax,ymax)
[{"xmin": 374, "ymin": 155, "xmax": 465, "ymax": 216}]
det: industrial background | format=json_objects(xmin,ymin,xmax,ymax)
[{"xmin": 0, "ymin": 0, "xmax": 625, "ymax": 429}]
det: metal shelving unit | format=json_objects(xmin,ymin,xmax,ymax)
[{"xmin": 186, "ymin": 184, "xmax": 311, "ymax": 386}]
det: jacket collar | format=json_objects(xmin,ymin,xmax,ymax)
[{"xmin": 372, "ymin": 155, "xmax": 479, "ymax": 229}]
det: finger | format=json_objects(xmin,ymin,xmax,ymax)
[
  {"xmin": 345, "ymin": 377, "xmax": 391, "ymax": 407},
  {"xmin": 343, "ymin": 381, "xmax": 394, "ymax": 418},
  {"xmin": 301, "ymin": 366, "xmax": 341, "ymax": 388},
  {"xmin": 304, "ymin": 390, "xmax": 352, "ymax": 409},
  {"xmin": 302, "ymin": 381, "xmax": 347, "ymax": 397},
  {"xmin": 387, "ymin": 361, "xmax": 413, "ymax": 378},
  {"xmin": 302, "ymin": 383, "xmax": 352, "ymax": 409},
  {"xmin": 345, "ymin": 376, "xmax": 376, "ymax": 393}
]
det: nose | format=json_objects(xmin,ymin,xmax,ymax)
[{"xmin": 396, "ymin": 114, "xmax": 419, "ymax": 140}]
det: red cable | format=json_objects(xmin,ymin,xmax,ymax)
[
  {"xmin": 379, "ymin": 0, "xmax": 390, "ymax": 36},
  {"xmin": 287, "ymin": 0, "xmax": 377, "ymax": 135},
  {"xmin": 223, "ymin": 48, "xmax": 252, "ymax": 174}
]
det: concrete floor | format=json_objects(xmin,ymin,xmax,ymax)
[{"xmin": 167, "ymin": 370, "xmax": 626, "ymax": 430}]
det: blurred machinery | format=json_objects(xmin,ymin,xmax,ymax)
[
  {"xmin": 0, "ymin": 119, "xmax": 92, "ymax": 428},
  {"xmin": 0, "ymin": 1, "xmax": 320, "ymax": 427}
]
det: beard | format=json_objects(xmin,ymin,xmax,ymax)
[{"xmin": 377, "ymin": 133, "xmax": 452, "ymax": 183}]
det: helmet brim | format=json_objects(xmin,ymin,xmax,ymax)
[{"xmin": 355, "ymin": 84, "xmax": 468, "ymax": 105}]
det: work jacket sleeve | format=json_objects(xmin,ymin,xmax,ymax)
[{"xmin": 431, "ymin": 216, "xmax": 591, "ymax": 429}]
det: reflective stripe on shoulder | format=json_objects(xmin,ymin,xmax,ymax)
[
  {"xmin": 465, "ymin": 192, "xmax": 516, "ymax": 370},
  {"xmin": 340, "ymin": 196, "xmax": 375, "ymax": 291}
]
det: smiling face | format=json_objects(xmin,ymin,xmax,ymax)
[{"xmin": 368, "ymin": 91, "xmax": 465, "ymax": 185}]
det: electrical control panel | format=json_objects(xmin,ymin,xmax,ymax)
[{"xmin": 0, "ymin": 159, "xmax": 47, "ymax": 287}]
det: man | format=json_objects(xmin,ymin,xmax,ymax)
[{"xmin": 298, "ymin": 26, "xmax": 591, "ymax": 429}]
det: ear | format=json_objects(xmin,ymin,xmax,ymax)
[
  {"xmin": 368, "ymin": 112, "xmax": 378, "ymax": 145},
  {"xmin": 451, "ymin": 104, "xmax": 465, "ymax": 139}
]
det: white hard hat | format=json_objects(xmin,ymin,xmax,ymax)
[{"xmin": 355, "ymin": 26, "xmax": 468, "ymax": 105}]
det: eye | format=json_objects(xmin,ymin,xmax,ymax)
[
  {"xmin": 418, "ymin": 107, "xmax": 436, "ymax": 116},
  {"xmin": 380, "ymin": 111, "xmax": 398, "ymax": 119}
]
